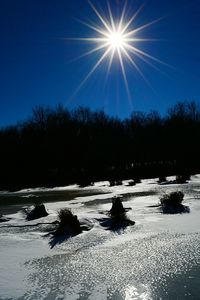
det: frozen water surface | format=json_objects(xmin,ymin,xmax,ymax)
[{"xmin": 0, "ymin": 176, "xmax": 200, "ymax": 299}]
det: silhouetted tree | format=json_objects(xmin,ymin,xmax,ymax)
[{"xmin": 0, "ymin": 101, "xmax": 200, "ymax": 190}]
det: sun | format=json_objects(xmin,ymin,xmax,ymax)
[
  {"xmin": 107, "ymin": 31, "xmax": 125, "ymax": 50},
  {"xmin": 70, "ymin": 1, "xmax": 167, "ymax": 98}
]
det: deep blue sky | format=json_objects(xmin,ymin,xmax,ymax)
[{"xmin": 0, "ymin": 0, "xmax": 200, "ymax": 127}]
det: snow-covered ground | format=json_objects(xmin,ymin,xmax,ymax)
[{"xmin": 0, "ymin": 176, "xmax": 200, "ymax": 299}]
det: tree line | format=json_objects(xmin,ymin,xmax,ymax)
[{"xmin": 0, "ymin": 101, "xmax": 200, "ymax": 190}]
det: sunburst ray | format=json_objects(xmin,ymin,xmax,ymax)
[{"xmin": 69, "ymin": 1, "xmax": 168, "ymax": 99}]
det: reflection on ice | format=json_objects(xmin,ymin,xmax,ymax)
[
  {"xmin": 22, "ymin": 230, "xmax": 200, "ymax": 299},
  {"xmin": 125, "ymin": 285, "xmax": 151, "ymax": 300},
  {"xmin": 1, "ymin": 175, "xmax": 200, "ymax": 299}
]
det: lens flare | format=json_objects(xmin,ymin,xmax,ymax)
[
  {"xmin": 69, "ymin": 1, "xmax": 168, "ymax": 99},
  {"xmin": 107, "ymin": 31, "xmax": 125, "ymax": 50}
]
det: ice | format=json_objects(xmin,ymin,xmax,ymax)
[{"xmin": 1, "ymin": 176, "xmax": 200, "ymax": 299}]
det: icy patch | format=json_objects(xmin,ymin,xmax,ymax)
[
  {"xmin": 21, "ymin": 194, "xmax": 39, "ymax": 198},
  {"xmin": 20, "ymin": 231, "xmax": 200, "ymax": 300},
  {"xmin": 1, "ymin": 175, "xmax": 200, "ymax": 299}
]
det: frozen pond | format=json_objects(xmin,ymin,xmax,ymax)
[{"xmin": 0, "ymin": 176, "xmax": 200, "ymax": 299}]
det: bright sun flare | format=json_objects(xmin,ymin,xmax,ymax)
[
  {"xmin": 108, "ymin": 31, "xmax": 125, "ymax": 50},
  {"xmin": 70, "ymin": 1, "xmax": 168, "ymax": 98}
]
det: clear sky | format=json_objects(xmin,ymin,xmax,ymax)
[{"xmin": 0, "ymin": 0, "xmax": 200, "ymax": 127}]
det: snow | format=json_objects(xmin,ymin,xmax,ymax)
[{"xmin": 0, "ymin": 176, "xmax": 200, "ymax": 299}]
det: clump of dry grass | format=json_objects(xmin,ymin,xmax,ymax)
[
  {"xmin": 159, "ymin": 191, "xmax": 189, "ymax": 214},
  {"xmin": 109, "ymin": 180, "xmax": 123, "ymax": 187},
  {"xmin": 176, "ymin": 175, "xmax": 190, "ymax": 184},
  {"xmin": 110, "ymin": 197, "xmax": 125, "ymax": 216},
  {"xmin": 158, "ymin": 176, "xmax": 167, "ymax": 183},
  {"xmin": 26, "ymin": 203, "xmax": 48, "ymax": 221},
  {"xmin": 160, "ymin": 191, "xmax": 184, "ymax": 206},
  {"xmin": 55, "ymin": 208, "xmax": 81, "ymax": 236}
]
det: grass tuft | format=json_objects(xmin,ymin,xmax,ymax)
[
  {"xmin": 160, "ymin": 191, "xmax": 184, "ymax": 206},
  {"xmin": 55, "ymin": 208, "xmax": 81, "ymax": 236}
]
